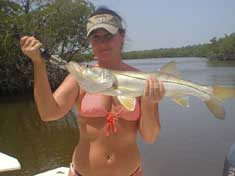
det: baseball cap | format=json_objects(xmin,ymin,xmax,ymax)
[{"xmin": 86, "ymin": 14, "xmax": 123, "ymax": 37}]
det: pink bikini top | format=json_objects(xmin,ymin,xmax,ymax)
[{"xmin": 79, "ymin": 93, "xmax": 141, "ymax": 136}]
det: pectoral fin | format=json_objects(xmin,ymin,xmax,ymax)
[{"xmin": 117, "ymin": 96, "xmax": 136, "ymax": 111}]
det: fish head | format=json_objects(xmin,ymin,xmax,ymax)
[
  {"xmin": 81, "ymin": 64, "xmax": 111, "ymax": 82},
  {"xmin": 66, "ymin": 61, "xmax": 115, "ymax": 92},
  {"xmin": 66, "ymin": 61, "xmax": 84, "ymax": 80}
]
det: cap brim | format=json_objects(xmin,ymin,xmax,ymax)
[{"xmin": 87, "ymin": 24, "xmax": 119, "ymax": 37}]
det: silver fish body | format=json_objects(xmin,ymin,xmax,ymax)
[{"xmin": 66, "ymin": 61, "xmax": 235, "ymax": 119}]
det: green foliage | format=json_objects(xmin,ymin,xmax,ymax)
[
  {"xmin": 14, "ymin": 0, "xmax": 94, "ymax": 61},
  {"xmin": 0, "ymin": 0, "xmax": 94, "ymax": 96},
  {"xmin": 123, "ymin": 33, "xmax": 235, "ymax": 61},
  {"xmin": 216, "ymin": 34, "xmax": 235, "ymax": 60}
]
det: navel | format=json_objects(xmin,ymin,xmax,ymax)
[{"xmin": 106, "ymin": 153, "xmax": 115, "ymax": 163}]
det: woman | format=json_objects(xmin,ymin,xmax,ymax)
[{"xmin": 20, "ymin": 7, "xmax": 164, "ymax": 176}]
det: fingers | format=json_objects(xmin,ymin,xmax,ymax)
[
  {"xmin": 159, "ymin": 79, "xmax": 165, "ymax": 99},
  {"xmin": 144, "ymin": 75, "xmax": 164, "ymax": 103},
  {"xmin": 21, "ymin": 36, "xmax": 41, "ymax": 50},
  {"xmin": 20, "ymin": 36, "xmax": 42, "ymax": 61},
  {"xmin": 144, "ymin": 75, "xmax": 159, "ymax": 96},
  {"xmin": 29, "ymin": 39, "xmax": 42, "ymax": 50},
  {"xmin": 149, "ymin": 76, "xmax": 157, "ymax": 97},
  {"xmin": 144, "ymin": 78, "xmax": 150, "ymax": 96},
  {"xmin": 20, "ymin": 36, "xmax": 28, "ymax": 47}
]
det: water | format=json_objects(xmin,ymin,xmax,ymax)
[
  {"xmin": 1, "ymin": 57, "xmax": 235, "ymax": 176},
  {"xmin": 0, "ymin": 102, "xmax": 79, "ymax": 176}
]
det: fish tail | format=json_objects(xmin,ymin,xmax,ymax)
[
  {"xmin": 205, "ymin": 97, "xmax": 225, "ymax": 120},
  {"xmin": 204, "ymin": 86, "xmax": 235, "ymax": 120},
  {"xmin": 213, "ymin": 86, "xmax": 235, "ymax": 100}
]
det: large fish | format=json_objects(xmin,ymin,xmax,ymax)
[{"xmin": 66, "ymin": 61, "xmax": 235, "ymax": 120}]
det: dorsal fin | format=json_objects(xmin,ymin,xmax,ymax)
[{"xmin": 160, "ymin": 61, "xmax": 181, "ymax": 78}]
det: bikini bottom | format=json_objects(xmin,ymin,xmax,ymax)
[{"xmin": 69, "ymin": 163, "xmax": 143, "ymax": 176}]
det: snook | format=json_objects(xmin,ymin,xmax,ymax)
[{"xmin": 66, "ymin": 61, "xmax": 235, "ymax": 120}]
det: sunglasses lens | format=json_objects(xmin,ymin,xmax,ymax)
[{"xmin": 90, "ymin": 33, "xmax": 115, "ymax": 43}]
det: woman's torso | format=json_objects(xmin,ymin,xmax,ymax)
[{"xmin": 72, "ymin": 63, "xmax": 142, "ymax": 176}]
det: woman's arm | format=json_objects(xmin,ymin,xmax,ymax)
[
  {"xmin": 20, "ymin": 36, "xmax": 79, "ymax": 121},
  {"xmin": 34, "ymin": 65, "xmax": 79, "ymax": 121},
  {"xmin": 139, "ymin": 75, "xmax": 164, "ymax": 144}
]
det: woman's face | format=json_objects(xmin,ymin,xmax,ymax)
[{"xmin": 89, "ymin": 29, "xmax": 124, "ymax": 61}]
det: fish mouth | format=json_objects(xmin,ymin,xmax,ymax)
[
  {"xmin": 74, "ymin": 62, "xmax": 83, "ymax": 73},
  {"xmin": 66, "ymin": 61, "xmax": 83, "ymax": 77}
]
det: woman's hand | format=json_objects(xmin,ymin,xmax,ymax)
[
  {"xmin": 20, "ymin": 36, "xmax": 43, "ymax": 64},
  {"xmin": 142, "ymin": 75, "xmax": 165, "ymax": 104},
  {"xmin": 139, "ymin": 75, "xmax": 163, "ymax": 143}
]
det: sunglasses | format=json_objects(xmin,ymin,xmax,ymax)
[{"xmin": 89, "ymin": 32, "xmax": 117, "ymax": 43}]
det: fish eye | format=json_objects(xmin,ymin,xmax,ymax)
[{"xmin": 83, "ymin": 64, "xmax": 89, "ymax": 68}]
